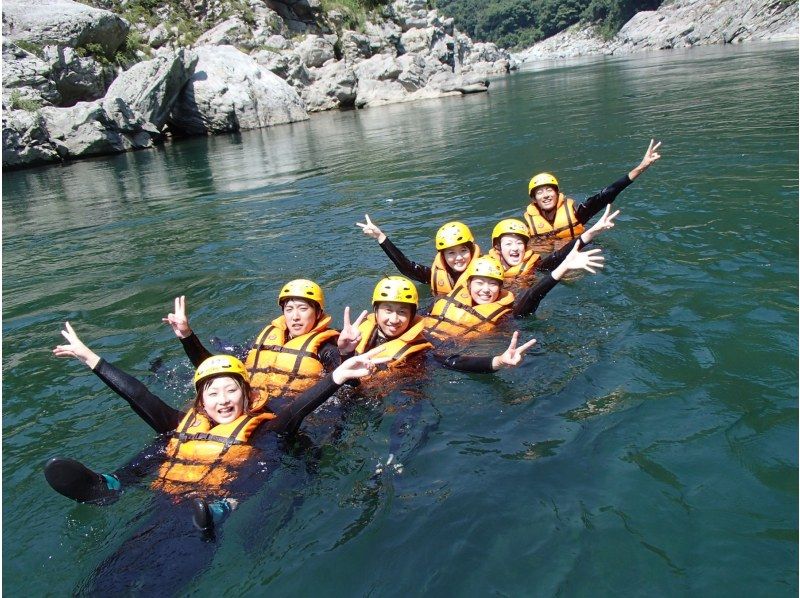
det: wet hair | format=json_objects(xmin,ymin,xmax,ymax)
[
  {"xmin": 193, "ymin": 374, "xmax": 253, "ymax": 419},
  {"xmin": 280, "ymin": 297, "xmax": 322, "ymax": 319},
  {"xmin": 439, "ymin": 240, "xmax": 474, "ymax": 256}
]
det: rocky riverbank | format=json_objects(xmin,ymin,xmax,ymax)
[
  {"xmin": 2, "ymin": 0, "xmax": 512, "ymax": 170},
  {"xmin": 513, "ymin": 0, "xmax": 798, "ymax": 62}
]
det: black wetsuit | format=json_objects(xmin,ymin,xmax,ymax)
[
  {"xmin": 379, "ymin": 234, "xmax": 581, "ymax": 288},
  {"xmin": 177, "ymin": 331, "xmax": 341, "ymax": 373},
  {"xmin": 342, "ymin": 326, "xmax": 498, "ymax": 374},
  {"xmin": 571, "ymin": 174, "xmax": 633, "ymax": 225},
  {"xmin": 48, "ymin": 360, "xmax": 347, "ymax": 595},
  {"xmin": 94, "ymin": 357, "xmax": 343, "ymax": 438}
]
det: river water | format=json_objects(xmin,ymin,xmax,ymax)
[{"xmin": 3, "ymin": 41, "xmax": 797, "ymax": 596}]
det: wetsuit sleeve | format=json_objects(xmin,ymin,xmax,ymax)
[
  {"xmin": 379, "ymin": 237, "xmax": 432, "ymax": 285},
  {"xmin": 431, "ymin": 353, "xmax": 496, "ymax": 373},
  {"xmin": 575, "ymin": 175, "xmax": 633, "ymax": 224},
  {"xmin": 93, "ymin": 358, "xmax": 184, "ymax": 433},
  {"xmin": 537, "ymin": 239, "xmax": 579, "ymax": 272},
  {"xmin": 271, "ymin": 374, "xmax": 342, "ymax": 436},
  {"xmin": 512, "ymin": 273, "xmax": 560, "ymax": 318},
  {"xmin": 179, "ymin": 332, "xmax": 214, "ymax": 368},
  {"xmin": 319, "ymin": 339, "xmax": 343, "ymax": 372}
]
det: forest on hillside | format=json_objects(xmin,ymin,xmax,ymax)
[{"xmin": 433, "ymin": 0, "xmax": 663, "ymax": 48}]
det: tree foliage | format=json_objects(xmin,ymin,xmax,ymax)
[{"xmin": 434, "ymin": 0, "xmax": 663, "ymax": 48}]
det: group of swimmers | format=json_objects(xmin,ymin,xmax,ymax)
[{"xmin": 45, "ymin": 139, "xmax": 661, "ymax": 536}]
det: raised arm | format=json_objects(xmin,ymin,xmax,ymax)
[
  {"xmin": 513, "ymin": 244, "xmax": 604, "ymax": 317},
  {"xmin": 271, "ymin": 348, "xmax": 390, "ymax": 435},
  {"xmin": 576, "ymin": 139, "xmax": 662, "ymax": 223},
  {"xmin": 53, "ymin": 322, "xmax": 182, "ymax": 433},
  {"xmin": 432, "ymin": 331, "xmax": 537, "ymax": 372},
  {"xmin": 628, "ymin": 138, "xmax": 662, "ymax": 181},
  {"xmin": 358, "ymin": 213, "xmax": 432, "ymax": 284},
  {"xmin": 162, "ymin": 295, "xmax": 213, "ymax": 367}
]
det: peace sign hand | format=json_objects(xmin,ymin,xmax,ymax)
[
  {"xmin": 162, "ymin": 295, "xmax": 192, "ymax": 339},
  {"xmin": 356, "ymin": 214, "xmax": 386, "ymax": 243},
  {"xmin": 333, "ymin": 345, "xmax": 393, "ymax": 384},
  {"xmin": 52, "ymin": 321, "xmax": 101, "ymax": 369},
  {"xmin": 581, "ymin": 204, "xmax": 621, "ymax": 244},
  {"xmin": 338, "ymin": 306, "xmax": 368, "ymax": 354},
  {"xmin": 630, "ymin": 138, "xmax": 662, "ymax": 180},
  {"xmin": 492, "ymin": 331, "xmax": 537, "ymax": 370}
]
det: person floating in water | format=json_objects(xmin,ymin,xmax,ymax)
[
  {"xmin": 45, "ymin": 322, "xmax": 387, "ymax": 534},
  {"xmin": 357, "ymin": 217, "xmax": 480, "ymax": 296},
  {"xmin": 336, "ymin": 275, "xmax": 537, "ymax": 381},
  {"xmin": 163, "ymin": 279, "xmax": 342, "ymax": 411},
  {"xmin": 489, "ymin": 204, "xmax": 620, "ymax": 289},
  {"xmin": 524, "ymin": 139, "xmax": 662, "ymax": 242},
  {"xmin": 425, "ymin": 245, "xmax": 604, "ymax": 342}
]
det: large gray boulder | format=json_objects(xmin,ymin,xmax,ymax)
[
  {"xmin": 612, "ymin": 0, "xmax": 799, "ymax": 52},
  {"xmin": 301, "ymin": 60, "xmax": 357, "ymax": 111},
  {"xmin": 354, "ymin": 54, "xmax": 403, "ymax": 81},
  {"xmin": 194, "ymin": 17, "xmax": 251, "ymax": 48},
  {"xmin": 2, "ymin": 41, "xmax": 61, "ymax": 107},
  {"xmin": 341, "ymin": 30, "xmax": 375, "ymax": 62},
  {"xmin": 104, "ymin": 49, "xmax": 198, "ymax": 129},
  {"xmin": 295, "ymin": 34, "xmax": 335, "ymax": 68},
  {"xmin": 168, "ymin": 45, "xmax": 308, "ymax": 135},
  {"xmin": 2, "ymin": 0, "xmax": 129, "ymax": 55},
  {"xmin": 2, "ymin": 110, "xmax": 59, "ymax": 167},
  {"xmin": 513, "ymin": 0, "xmax": 798, "ymax": 63},
  {"xmin": 2, "ymin": 98, "xmax": 159, "ymax": 168},
  {"xmin": 43, "ymin": 45, "xmax": 115, "ymax": 106}
]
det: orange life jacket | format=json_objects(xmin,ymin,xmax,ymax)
[
  {"xmin": 244, "ymin": 314, "xmax": 339, "ymax": 409},
  {"xmin": 352, "ymin": 314, "xmax": 432, "ymax": 392},
  {"xmin": 524, "ymin": 194, "xmax": 585, "ymax": 240},
  {"xmin": 355, "ymin": 314, "xmax": 432, "ymax": 364},
  {"xmin": 488, "ymin": 247, "xmax": 541, "ymax": 284},
  {"xmin": 425, "ymin": 284, "xmax": 515, "ymax": 341},
  {"xmin": 430, "ymin": 244, "xmax": 481, "ymax": 296},
  {"xmin": 153, "ymin": 409, "xmax": 276, "ymax": 496}
]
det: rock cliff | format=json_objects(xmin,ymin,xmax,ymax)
[
  {"xmin": 3, "ymin": 0, "xmax": 512, "ymax": 169},
  {"xmin": 513, "ymin": 0, "xmax": 798, "ymax": 63}
]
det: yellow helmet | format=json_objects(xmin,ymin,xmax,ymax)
[
  {"xmin": 528, "ymin": 172, "xmax": 559, "ymax": 196},
  {"xmin": 491, "ymin": 218, "xmax": 530, "ymax": 245},
  {"xmin": 193, "ymin": 354, "xmax": 249, "ymax": 389},
  {"xmin": 372, "ymin": 276, "xmax": 419, "ymax": 308},
  {"xmin": 278, "ymin": 279, "xmax": 325, "ymax": 310},
  {"xmin": 435, "ymin": 221, "xmax": 474, "ymax": 251},
  {"xmin": 466, "ymin": 256, "xmax": 504, "ymax": 283}
]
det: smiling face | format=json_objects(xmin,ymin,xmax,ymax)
[
  {"xmin": 532, "ymin": 184, "xmax": 559, "ymax": 212},
  {"xmin": 282, "ymin": 298, "xmax": 318, "ymax": 338},
  {"xmin": 497, "ymin": 234, "xmax": 527, "ymax": 267},
  {"xmin": 469, "ymin": 276, "xmax": 501, "ymax": 304},
  {"xmin": 201, "ymin": 375, "xmax": 245, "ymax": 425},
  {"xmin": 442, "ymin": 243, "xmax": 472, "ymax": 273},
  {"xmin": 375, "ymin": 301, "xmax": 413, "ymax": 339}
]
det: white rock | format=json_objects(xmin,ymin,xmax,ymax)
[
  {"xmin": 301, "ymin": 60, "xmax": 356, "ymax": 111},
  {"xmin": 104, "ymin": 48, "xmax": 198, "ymax": 129},
  {"xmin": 3, "ymin": 0, "xmax": 129, "ymax": 55},
  {"xmin": 354, "ymin": 54, "xmax": 403, "ymax": 81},
  {"xmin": 295, "ymin": 35, "xmax": 335, "ymax": 68},
  {"xmin": 168, "ymin": 45, "xmax": 308, "ymax": 135},
  {"xmin": 194, "ymin": 17, "xmax": 250, "ymax": 48}
]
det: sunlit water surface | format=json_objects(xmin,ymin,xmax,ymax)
[{"xmin": 3, "ymin": 41, "xmax": 797, "ymax": 596}]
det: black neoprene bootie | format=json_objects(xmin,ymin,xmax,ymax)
[
  {"xmin": 191, "ymin": 497, "xmax": 213, "ymax": 531},
  {"xmin": 44, "ymin": 457, "xmax": 121, "ymax": 504}
]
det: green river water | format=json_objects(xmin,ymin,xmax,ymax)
[{"xmin": 3, "ymin": 41, "xmax": 798, "ymax": 596}]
